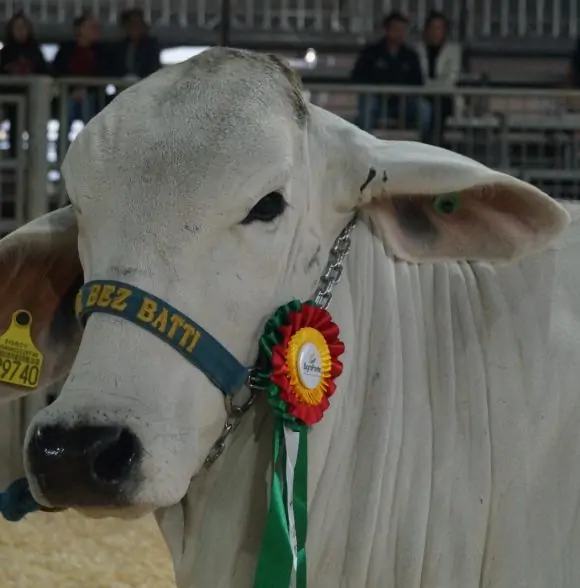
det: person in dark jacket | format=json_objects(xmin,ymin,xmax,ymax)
[
  {"xmin": 351, "ymin": 11, "xmax": 431, "ymax": 137},
  {"xmin": 0, "ymin": 12, "xmax": 48, "ymax": 75},
  {"xmin": 52, "ymin": 13, "xmax": 106, "ymax": 131},
  {"xmin": 0, "ymin": 12, "xmax": 49, "ymax": 157},
  {"xmin": 108, "ymin": 8, "xmax": 161, "ymax": 80}
]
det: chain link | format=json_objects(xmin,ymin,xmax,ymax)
[
  {"xmin": 313, "ymin": 217, "xmax": 357, "ymax": 310},
  {"xmin": 204, "ymin": 394, "xmax": 258, "ymax": 466},
  {"xmin": 204, "ymin": 216, "xmax": 357, "ymax": 468}
]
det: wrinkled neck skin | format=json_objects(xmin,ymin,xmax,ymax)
[
  {"xmin": 155, "ymin": 213, "xmax": 580, "ymax": 588},
  {"xmin": 155, "ymin": 220, "xmax": 371, "ymax": 588}
]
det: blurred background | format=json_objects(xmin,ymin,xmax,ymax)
[
  {"xmin": 1, "ymin": 0, "xmax": 580, "ymax": 237},
  {"xmin": 1, "ymin": 0, "xmax": 580, "ymax": 481}
]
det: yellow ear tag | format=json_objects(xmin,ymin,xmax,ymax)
[{"xmin": 0, "ymin": 311, "xmax": 43, "ymax": 389}]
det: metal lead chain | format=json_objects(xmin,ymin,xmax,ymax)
[
  {"xmin": 205, "ymin": 393, "xmax": 257, "ymax": 466},
  {"xmin": 204, "ymin": 216, "xmax": 357, "ymax": 468},
  {"xmin": 313, "ymin": 216, "xmax": 357, "ymax": 310}
]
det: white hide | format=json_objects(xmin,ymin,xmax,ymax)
[
  {"xmin": 0, "ymin": 48, "xmax": 578, "ymax": 587},
  {"xmin": 156, "ymin": 201, "xmax": 580, "ymax": 588}
]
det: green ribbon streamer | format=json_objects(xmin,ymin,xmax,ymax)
[
  {"xmin": 294, "ymin": 429, "xmax": 308, "ymax": 588},
  {"xmin": 252, "ymin": 299, "xmax": 316, "ymax": 588},
  {"xmin": 253, "ymin": 421, "xmax": 309, "ymax": 588},
  {"xmin": 254, "ymin": 421, "xmax": 293, "ymax": 588}
]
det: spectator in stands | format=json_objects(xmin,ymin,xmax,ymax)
[
  {"xmin": 52, "ymin": 13, "xmax": 106, "ymax": 128},
  {"xmin": 350, "ymin": 10, "xmax": 430, "ymax": 139},
  {"xmin": 0, "ymin": 12, "xmax": 49, "ymax": 157},
  {"xmin": 0, "ymin": 12, "xmax": 48, "ymax": 75},
  {"xmin": 414, "ymin": 10, "xmax": 461, "ymax": 143},
  {"xmin": 108, "ymin": 8, "xmax": 161, "ymax": 80}
]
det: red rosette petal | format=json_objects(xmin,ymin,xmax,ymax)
[
  {"xmin": 330, "ymin": 358, "xmax": 343, "ymax": 379},
  {"xmin": 290, "ymin": 395, "xmax": 329, "ymax": 426},
  {"xmin": 259, "ymin": 301, "xmax": 346, "ymax": 428}
]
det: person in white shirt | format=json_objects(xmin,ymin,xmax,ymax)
[{"xmin": 414, "ymin": 10, "xmax": 462, "ymax": 144}]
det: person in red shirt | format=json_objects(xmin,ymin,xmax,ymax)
[
  {"xmin": 52, "ymin": 13, "xmax": 106, "ymax": 135},
  {"xmin": 0, "ymin": 12, "xmax": 49, "ymax": 157}
]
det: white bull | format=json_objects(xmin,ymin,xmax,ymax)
[{"xmin": 1, "ymin": 47, "xmax": 580, "ymax": 588}]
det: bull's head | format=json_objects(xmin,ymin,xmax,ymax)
[{"xmin": 0, "ymin": 48, "xmax": 569, "ymax": 516}]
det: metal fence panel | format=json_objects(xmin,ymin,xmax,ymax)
[
  {"xmin": 306, "ymin": 84, "xmax": 580, "ymax": 199},
  {"xmin": 2, "ymin": 0, "xmax": 579, "ymax": 38}
]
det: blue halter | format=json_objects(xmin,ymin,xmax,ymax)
[
  {"xmin": 1, "ymin": 279, "xmax": 251, "ymax": 521},
  {"xmin": 74, "ymin": 280, "xmax": 250, "ymax": 396}
]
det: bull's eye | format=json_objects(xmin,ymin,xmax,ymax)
[{"xmin": 241, "ymin": 191, "xmax": 287, "ymax": 224}]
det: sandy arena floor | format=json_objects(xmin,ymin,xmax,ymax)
[{"xmin": 0, "ymin": 509, "xmax": 175, "ymax": 588}]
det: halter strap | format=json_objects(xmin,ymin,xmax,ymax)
[{"xmin": 75, "ymin": 280, "xmax": 249, "ymax": 397}]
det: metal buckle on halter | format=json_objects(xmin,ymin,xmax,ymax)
[{"xmin": 204, "ymin": 370, "xmax": 261, "ymax": 467}]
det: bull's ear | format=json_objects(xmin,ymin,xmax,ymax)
[
  {"xmin": 0, "ymin": 206, "xmax": 83, "ymax": 403},
  {"xmin": 313, "ymin": 107, "xmax": 570, "ymax": 262}
]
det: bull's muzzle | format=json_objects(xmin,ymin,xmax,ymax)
[{"xmin": 26, "ymin": 424, "xmax": 142, "ymax": 507}]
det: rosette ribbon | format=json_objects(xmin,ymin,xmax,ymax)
[{"xmin": 252, "ymin": 301, "xmax": 344, "ymax": 588}]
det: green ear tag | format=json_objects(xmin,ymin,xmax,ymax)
[{"xmin": 433, "ymin": 194, "xmax": 460, "ymax": 215}]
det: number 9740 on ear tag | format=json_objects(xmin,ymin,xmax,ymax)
[{"xmin": 0, "ymin": 311, "xmax": 43, "ymax": 389}]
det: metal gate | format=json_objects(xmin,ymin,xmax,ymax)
[{"xmin": 0, "ymin": 76, "xmax": 53, "ymax": 486}]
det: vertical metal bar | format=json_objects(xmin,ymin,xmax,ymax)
[
  {"xmin": 197, "ymin": 0, "xmax": 206, "ymax": 27},
  {"xmin": 348, "ymin": 0, "xmax": 362, "ymax": 33},
  {"xmin": 313, "ymin": 0, "xmax": 323, "ymax": 32},
  {"xmin": 482, "ymin": 0, "xmax": 491, "ymax": 36},
  {"xmin": 179, "ymin": 0, "xmax": 188, "ymax": 26},
  {"xmin": 500, "ymin": 0, "xmax": 509, "ymax": 37},
  {"xmin": 297, "ymin": 0, "xmax": 306, "ymax": 30},
  {"xmin": 107, "ymin": 0, "xmax": 116, "ymax": 24},
  {"xmin": 417, "ymin": 0, "xmax": 427, "ymax": 32},
  {"xmin": 221, "ymin": 0, "xmax": 231, "ymax": 45},
  {"xmin": 15, "ymin": 97, "xmax": 26, "ymax": 227},
  {"xmin": 263, "ymin": 0, "xmax": 272, "ymax": 29},
  {"xmin": 517, "ymin": 0, "xmax": 526, "ymax": 36},
  {"xmin": 143, "ymin": 0, "xmax": 153, "ymax": 23},
  {"xmin": 464, "ymin": 0, "xmax": 475, "ymax": 40},
  {"xmin": 160, "ymin": 0, "xmax": 171, "ymax": 26},
  {"xmin": 40, "ymin": 0, "xmax": 48, "ymax": 23},
  {"xmin": 570, "ymin": 0, "xmax": 577, "ymax": 38},
  {"xmin": 58, "ymin": 83, "xmax": 69, "ymax": 205},
  {"xmin": 57, "ymin": 0, "xmax": 66, "ymax": 24},
  {"xmin": 535, "ymin": 0, "xmax": 544, "ymax": 36},
  {"xmin": 245, "ymin": 0, "xmax": 255, "ymax": 27},
  {"xmin": 22, "ymin": 0, "xmax": 31, "ymax": 19},
  {"xmin": 330, "ymin": 0, "xmax": 340, "ymax": 31},
  {"xmin": 451, "ymin": 0, "xmax": 461, "ymax": 40},
  {"xmin": 280, "ymin": 0, "xmax": 289, "ymax": 29},
  {"xmin": 360, "ymin": 0, "xmax": 376, "ymax": 33},
  {"xmin": 26, "ymin": 76, "xmax": 52, "ymax": 222},
  {"xmin": 552, "ymin": 0, "xmax": 560, "ymax": 37}
]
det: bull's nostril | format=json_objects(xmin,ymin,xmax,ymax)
[
  {"xmin": 92, "ymin": 429, "xmax": 139, "ymax": 485},
  {"xmin": 27, "ymin": 423, "xmax": 142, "ymax": 506}
]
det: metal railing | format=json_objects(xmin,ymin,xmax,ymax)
[
  {"xmin": 2, "ymin": 0, "xmax": 579, "ymax": 39},
  {"xmin": 2, "ymin": 76, "xmax": 580, "ymax": 240},
  {"xmin": 307, "ymin": 83, "xmax": 580, "ymax": 199},
  {"xmin": 0, "ymin": 76, "xmax": 53, "ymax": 236}
]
